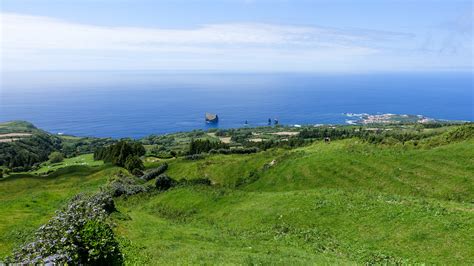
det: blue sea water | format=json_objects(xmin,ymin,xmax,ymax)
[{"xmin": 0, "ymin": 71, "xmax": 472, "ymax": 138}]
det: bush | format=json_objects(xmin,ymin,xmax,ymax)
[
  {"xmin": 445, "ymin": 124, "xmax": 474, "ymax": 141},
  {"xmin": 7, "ymin": 193, "xmax": 121, "ymax": 264},
  {"xmin": 140, "ymin": 163, "xmax": 168, "ymax": 181},
  {"xmin": 79, "ymin": 220, "xmax": 122, "ymax": 264},
  {"xmin": 131, "ymin": 168, "xmax": 144, "ymax": 177},
  {"xmin": 48, "ymin": 151, "xmax": 64, "ymax": 163},
  {"xmin": 184, "ymin": 154, "xmax": 206, "ymax": 160},
  {"xmin": 155, "ymin": 174, "xmax": 175, "ymax": 191},
  {"xmin": 178, "ymin": 177, "xmax": 212, "ymax": 186},
  {"xmin": 106, "ymin": 172, "xmax": 148, "ymax": 197}
]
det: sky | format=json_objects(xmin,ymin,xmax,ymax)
[{"xmin": 0, "ymin": 0, "xmax": 472, "ymax": 73}]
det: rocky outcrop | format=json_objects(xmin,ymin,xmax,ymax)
[{"xmin": 205, "ymin": 113, "xmax": 219, "ymax": 123}]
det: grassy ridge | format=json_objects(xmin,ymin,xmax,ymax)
[
  {"xmin": 115, "ymin": 136, "xmax": 474, "ymax": 264},
  {"xmin": 166, "ymin": 139, "xmax": 474, "ymax": 202},
  {"xmin": 0, "ymin": 165, "xmax": 118, "ymax": 257},
  {"xmin": 249, "ymin": 139, "xmax": 474, "ymax": 201}
]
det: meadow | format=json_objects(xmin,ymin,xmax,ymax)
[
  {"xmin": 0, "ymin": 165, "xmax": 120, "ymax": 257},
  {"xmin": 1, "ymin": 124, "xmax": 473, "ymax": 264},
  {"xmin": 115, "ymin": 136, "xmax": 473, "ymax": 264}
]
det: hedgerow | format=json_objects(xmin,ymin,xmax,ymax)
[
  {"xmin": 177, "ymin": 177, "xmax": 212, "ymax": 186},
  {"xmin": 141, "ymin": 163, "xmax": 168, "ymax": 181},
  {"xmin": 184, "ymin": 154, "xmax": 206, "ymax": 160},
  {"xmin": 106, "ymin": 171, "xmax": 149, "ymax": 197},
  {"xmin": 209, "ymin": 147, "xmax": 259, "ymax": 155},
  {"xmin": 7, "ymin": 193, "xmax": 122, "ymax": 264},
  {"xmin": 155, "ymin": 174, "xmax": 176, "ymax": 191}
]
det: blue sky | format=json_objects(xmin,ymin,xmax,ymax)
[{"xmin": 1, "ymin": 0, "xmax": 472, "ymax": 72}]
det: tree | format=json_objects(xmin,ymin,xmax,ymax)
[
  {"xmin": 188, "ymin": 139, "xmax": 229, "ymax": 155},
  {"xmin": 94, "ymin": 141, "xmax": 145, "ymax": 167},
  {"xmin": 131, "ymin": 142, "xmax": 146, "ymax": 157},
  {"xmin": 0, "ymin": 169, "xmax": 3, "ymax": 179},
  {"xmin": 48, "ymin": 151, "xmax": 64, "ymax": 163},
  {"xmin": 124, "ymin": 155, "xmax": 144, "ymax": 173}
]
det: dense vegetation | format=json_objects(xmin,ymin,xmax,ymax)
[
  {"xmin": 93, "ymin": 141, "xmax": 146, "ymax": 173},
  {"xmin": 0, "ymin": 122, "xmax": 61, "ymax": 171},
  {"xmin": 1, "ymin": 121, "xmax": 473, "ymax": 264},
  {"xmin": 61, "ymin": 136, "xmax": 116, "ymax": 158},
  {"xmin": 0, "ymin": 121, "xmax": 115, "ymax": 173},
  {"xmin": 7, "ymin": 193, "xmax": 121, "ymax": 264},
  {"xmin": 188, "ymin": 139, "xmax": 229, "ymax": 155},
  {"xmin": 141, "ymin": 163, "xmax": 168, "ymax": 181}
]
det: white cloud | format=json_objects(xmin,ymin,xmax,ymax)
[{"xmin": 0, "ymin": 12, "xmax": 467, "ymax": 72}]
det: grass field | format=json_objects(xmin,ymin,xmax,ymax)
[
  {"xmin": 27, "ymin": 154, "xmax": 104, "ymax": 175},
  {"xmin": 1, "ymin": 126, "xmax": 473, "ymax": 264},
  {"xmin": 0, "ymin": 164, "xmax": 118, "ymax": 257},
  {"xmin": 114, "ymin": 137, "xmax": 474, "ymax": 264}
]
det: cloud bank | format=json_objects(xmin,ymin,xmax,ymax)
[{"xmin": 0, "ymin": 13, "xmax": 471, "ymax": 72}]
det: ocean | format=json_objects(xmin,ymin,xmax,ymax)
[{"xmin": 0, "ymin": 71, "xmax": 472, "ymax": 138}]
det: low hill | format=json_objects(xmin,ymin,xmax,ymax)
[
  {"xmin": 0, "ymin": 123, "xmax": 472, "ymax": 264},
  {"xmin": 115, "ymin": 126, "xmax": 473, "ymax": 264},
  {"xmin": 0, "ymin": 121, "xmax": 61, "ymax": 171},
  {"xmin": 0, "ymin": 121, "xmax": 115, "ymax": 173}
]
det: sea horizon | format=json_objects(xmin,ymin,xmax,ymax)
[{"xmin": 1, "ymin": 71, "xmax": 472, "ymax": 139}]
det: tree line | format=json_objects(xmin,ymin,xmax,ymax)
[{"xmin": 93, "ymin": 141, "xmax": 146, "ymax": 174}]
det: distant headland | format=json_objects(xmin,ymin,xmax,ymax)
[{"xmin": 344, "ymin": 113, "xmax": 467, "ymax": 125}]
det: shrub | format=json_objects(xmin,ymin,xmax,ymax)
[
  {"xmin": 155, "ymin": 174, "xmax": 176, "ymax": 191},
  {"xmin": 141, "ymin": 163, "xmax": 168, "ymax": 181},
  {"xmin": 445, "ymin": 124, "xmax": 474, "ymax": 142},
  {"xmin": 7, "ymin": 193, "xmax": 121, "ymax": 264},
  {"xmin": 131, "ymin": 168, "xmax": 144, "ymax": 177},
  {"xmin": 106, "ymin": 172, "xmax": 148, "ymax": 197},
  {"xmin": 209, "ymin": 147, "xmax": 259, "ymax": 155},
  {"xmin": 178, "ymin": 177, "xmax": 212, "ymax": 186},
  {"xmin": 48, "ymin": 151, "xmax": 64, "ymax": 163},
  {"xmin": 154, "ymin": 152, "xmax": 174, "ymax": 159},
  {"xmin": 184, "ymin": 154, "xmax": 206, "ymax": 160},
  {"xmin": 79, "ymin": 220, "xmax": 122, "ymax": 264},
  {"xmin": 230, "ymin": 147, "xmax": 259, "ymax": 154}
]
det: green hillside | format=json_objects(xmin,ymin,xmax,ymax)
[
  {"xmin": 0, "ymin": 123, "xmax": 472, "ymax": 264},
  {"xmin": 115, "ymin": 131, "xmax": 474, "ymax": 264},
  {"xmin": 0, "ymin": 165, "xmax": 120, "ymax": 256}
]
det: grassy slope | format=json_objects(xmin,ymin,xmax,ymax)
[
  {"xmin": 116, "ymin": 138, "xmax": 474, "ymax": 264},
  {"xmin": 166, "ymin": 139, "xmax": 473, "ymax": 202},
  {"xmin": 1, "ymin": 125, "xmax": 472, "ymax": 263},
  {"xmin": 0, "ymin": 121, "xmax": 39, "ymax": 134},
  {"xmin": 0, "ymin": 164, "xmax": 118, "ymax": 257},
  {"xmin": 27, "ymin": 154, "xmax": 103, "ymax": 175}
]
